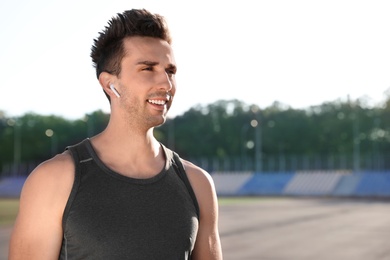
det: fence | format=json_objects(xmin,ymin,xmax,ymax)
[
  {"xmin": 190, "ymin": 153, "xmax": 390, "ymax": 172},
  {"xmin": 1, "ymin": 152, "xmax": 389, "ymax": 179}
]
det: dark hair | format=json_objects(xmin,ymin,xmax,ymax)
[{"xmin": 90, "ymin": 9, "xmax": 172, "ymax": 79}]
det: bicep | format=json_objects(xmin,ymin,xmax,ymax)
[
  {"xmin": 9, "ymin": 156, "xmax": 73, "ymax": 260},
  {"xmin": 10, "ymin": 205, "xmax": 63, "ymax": 260}
]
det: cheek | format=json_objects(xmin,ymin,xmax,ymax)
[
  {"xmin": 170, "ymin": 81, "xmax": 177, "ymax": 95},
  {"xmin": 171, "ymin": 86, "xmax": 176, "ymax": 96}
]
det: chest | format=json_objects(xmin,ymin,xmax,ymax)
[{"xmin": 61, "ymin": 168, "xmax": 199, "ymax": 259}]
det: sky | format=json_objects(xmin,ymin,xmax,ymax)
[{"xmin": 1, "ymin": 0, "xmax": 390, "ymax": 120}]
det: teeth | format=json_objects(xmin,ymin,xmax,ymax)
[{"xmin": 148, "ymin": 99, "xmax": 166, "ymax": 105}]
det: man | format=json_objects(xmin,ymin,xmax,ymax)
[{"xmin": 9, "ymin": 9, "xmax": 223, "ymax": 259}]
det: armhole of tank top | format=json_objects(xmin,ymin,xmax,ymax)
[
  {"xmin": 172, "ymin": 151, "xmax": 200, "ymax": 218},
  {"xmin": 62, "ymin": 144, "xmax": 82, "ymax": 232}
]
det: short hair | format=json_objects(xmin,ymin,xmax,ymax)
[{"xmin": 90, "ymin": 9, "xmax": 172, "ymax": 79}]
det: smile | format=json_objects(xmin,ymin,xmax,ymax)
[{"xmin": 148, "ymin": 99, "xmax": 167, "ymax": 105}]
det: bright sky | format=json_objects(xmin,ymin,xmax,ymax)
[{"xmin": 1, "ymin": 0, "xmax": 390, "ymax": 119}]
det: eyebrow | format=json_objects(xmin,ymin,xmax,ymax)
[
  {"xmin": 136, "ymin": 60, "xmax": 177, "ymax": 71},
  {"xmin": 136, "ymin": 60, "xmax": 158, "ymax": 66}
]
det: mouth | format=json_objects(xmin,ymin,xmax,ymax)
[
  {"xmin": 147, "ymin": 94, "xmax": 172, "ymax": 107},
  {"xmin": 147, "ymin": 99, "xmax": 168, "ymax": 106}
]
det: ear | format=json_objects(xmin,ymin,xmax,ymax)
[{"xmin": 98, "ymin": 72, "xmax": 116, "ymax": 96}]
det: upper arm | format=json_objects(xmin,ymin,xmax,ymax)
[
  {"xmin": 9, "ymin": 152, "xmax": 75, "ymax": 260},
  {"xmin": 182, "ymin": 160, "xmax": 223, "ymax": 260}
]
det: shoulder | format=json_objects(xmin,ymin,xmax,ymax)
[
  {"xmin": 180, "ymin": 159, "xmax": 218, "ymax": 218},
  {"xmin": 20, "ymin": 151, "xmax": 75, "ymax": 211},
  {"xmin": 25, "ymin": 151, "xmax": 74, "ymax": 187},
  {"xmin": 181, "ymin": 159, "xmax": 216, "ymax": 194}
]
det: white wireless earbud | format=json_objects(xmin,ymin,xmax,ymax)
[{"xmin": 110, "ymin": 84, "xmax": 121, "ymax": 98}]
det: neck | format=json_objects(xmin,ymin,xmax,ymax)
[{"xmin": 88, "ymin": 127, "xmax": 164, "ymax": 179}]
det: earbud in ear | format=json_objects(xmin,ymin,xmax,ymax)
[{"xmin": 110, "ymin": 84, "xmax": 121, "ymax": 98}]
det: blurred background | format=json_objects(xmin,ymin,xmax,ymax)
[
  {"xmin": 1, "ymin": 0, "xmax": 390, "ymax": 196},
  {"xmin": 1, "ymin": 0, "xmax": 390, "ymax": 259}
]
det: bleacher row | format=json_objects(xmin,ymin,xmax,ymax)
[
  {"xmin": 0, "ymin": 177, "xmax": 26, "ymax": 197},
  {"xmin": 1, "ymin": 171, "xmax": 390, "ymax": 198},
  {"xmin": 212, "ymin": 171, "xmax": 390, "ymax": 197}
]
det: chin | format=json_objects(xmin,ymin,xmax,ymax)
[
  {"xmin": 158, "ymin": 116, "xmax": 167, "ymax": 126},
  {"xmin": 148, "ymin": 114, "xmax": 166, "ymax": 127}
]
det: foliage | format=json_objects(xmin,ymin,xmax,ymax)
[
  {"xmin": 1, "ymin": 95, "xmax": 390, "ymax": 174},
  {"xmin": 0, "ymin": 110, "xmax": 109, "ymax": 173}
]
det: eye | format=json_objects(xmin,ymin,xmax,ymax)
[
  {"xmin": 166, "ymin": 67, "xmax": 177, "ymax": 76},
  {"xmin": 166, "ymin": 70, "xmax": 175, "ymax": 76},
  {"xmin": 142, "ymin": 66, "xmax": 153, "ymax": 71}
]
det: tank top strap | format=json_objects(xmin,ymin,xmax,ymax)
[
  {"xmin": 66, "ymin": 138, "xmax": 93, "ymax": 164},
  {"xmin": 163, "ymin": 145, "xmax": 200, "ymax": 218},
  {"xmin": 62, "ymin": 138, "xmax": 93, "ymax": 232}
]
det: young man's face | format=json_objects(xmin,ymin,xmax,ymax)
[{"xmin": 114, "ymin": 36, "xmax": 177, "ymax": 127}]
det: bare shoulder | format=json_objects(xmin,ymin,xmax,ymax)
[
  {"xmin": 22, "ymin": 151, "xmax": 75, "ymax": 200},
  {"xmin": 17, "ymin": 150, "xmax": 76, "ymax": 221},
  {"xmin": 181, "ymin": 159, "xmax": 216, "ymax": 194},
  {"xmin": 180, "ymin": 159, "xmax": 219, "ymax": 215}
]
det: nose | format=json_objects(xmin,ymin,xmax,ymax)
[{"xmin": 158, "ymin": 71, "xmax": 174, "ymax": 92}]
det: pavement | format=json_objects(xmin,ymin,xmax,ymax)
[
  {"xmin": 2, "ymin": 197, "xmax": 390, "ymax": 260},
  {"xmin": 219, "ymin": 197, "xmax": 390, "ymax": 260}
]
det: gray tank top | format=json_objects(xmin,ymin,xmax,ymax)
[{"xmin": 59, "ymin": 139, "xmax": 199, "ymax": 259}]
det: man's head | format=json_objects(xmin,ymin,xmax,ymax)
[{"xmin": 91, "ymin": 9, "xmax": 172, "ymax": 82}]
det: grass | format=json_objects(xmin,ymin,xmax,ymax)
[{"xmin": 0, "ymin": 198, "xmax": 19, "ymax": 227}]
